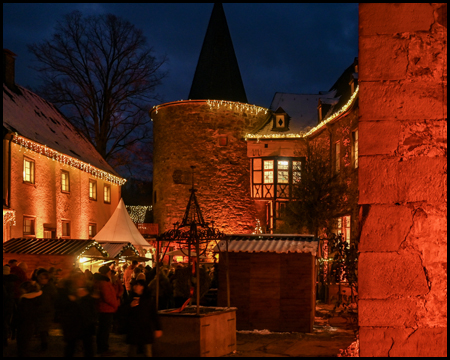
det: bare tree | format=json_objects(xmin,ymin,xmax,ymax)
[
  {"xmin": 28, "ymin": 10, "xmax": 167, "ymax": 167},
  {"xmin": 281, "ymin": 142, "xmax": 349, "ymax": 238}
]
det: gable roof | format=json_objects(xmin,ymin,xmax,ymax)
[
  {"xmin": 188, "ymin": 3, "xmax": 247, "ymax": 103},
  {"xmin": 248, "ymin": 59, "xmax": 359, "ymax": 139},
  {"xmin": 3, "ymin": 84, "xmax": 119, "ymax": 176}
]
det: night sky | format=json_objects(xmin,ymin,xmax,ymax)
[{"xmin": 3, "ymin": 3, "xmax": 358, "ymax": 108}]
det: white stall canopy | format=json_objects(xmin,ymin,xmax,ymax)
[{"xmin": 94, "ymin": 198, "xmax": 151, "ymax": 253}]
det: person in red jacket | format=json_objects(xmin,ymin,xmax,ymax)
[{"xmin": 94, "ymin": 265, "xmax": 119, "ymax": 356}]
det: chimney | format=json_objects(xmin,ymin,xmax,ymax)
[{"xmin": 3, "ymin": 48, "xmax": 18, "ymax": 90}]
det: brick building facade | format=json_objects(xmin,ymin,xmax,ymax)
[{"xmin": 3, "ymin": 49, "xmax": 125, "ymax": 242}]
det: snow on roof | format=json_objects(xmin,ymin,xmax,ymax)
[
  {"xmin": 3, "ymin": 84, "xmax": 118, "ymax": 176},
  {"xmin": 214, "ymin": 235, "xmax": 319, "ymax": 256},
  {"xmin": 253, "ymin": 90, "xmax": 338, "ymax": 136}
]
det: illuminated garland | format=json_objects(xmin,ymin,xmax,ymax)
[
  {"xmin": 206, "ymin": 100, "xmax": 268, "ymax": 115},
  {"xmin": 76, "ymin": 241, "xmax": 109, "ymax": 261},
  {"xmin": 117, "ymin": 243, "xmax": 140, "ymax": 257},
  {"xmin": 126, "ymin": 205, "xmax": 152, "ymax": 224},
  {"xmin": 245, "ymin": 86, "xmax": 359, "ymax": 140},
  {"xmin": 252, "ymin": 219, "xmax": 263, "ymax": 234},
  {"xmin": 151, "ymin": 99, "xmax": 269, "ymax": 117},
  {"xmin": 3, "ymin": 209, "xmax": 16, "ymax": 226},
  {"xmin": 12, "ymin": 134, "xmax": 126, "ymax": 186}
]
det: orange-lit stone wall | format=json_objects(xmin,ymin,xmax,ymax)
[
  {"xmin": 7, "ymin": 141, "xmax": 121, "ymax": 240},
  {"xmin": 152, "ymin": 100, "xmax": 271, "ymax": 233},
  {"xmin": 358, "ymin": 3, "xmax": 447, "ymax": 356}
]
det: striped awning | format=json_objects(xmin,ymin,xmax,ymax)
[
  {"xmin": 215, "ymin": 234, "xmax": 319, "ymax": 255},
  {"xmin": 3, "ymin": 238, "xmax": 105, "ymax": 256}
]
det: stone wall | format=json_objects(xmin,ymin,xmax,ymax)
[
  {"xmin": 358, "ymin": 3, "xmax": 447, "ymax": 357},
  {"xmin": 152, "ymin": 100, "xmax": 270, "ymax": 233}
]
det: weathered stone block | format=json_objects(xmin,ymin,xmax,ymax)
[
  {"xmin": 359, "ymin": 252, "xmax": 429, "ymax": 299},
  {"xmin": 359, "ymin": 204, "xmax": 413, "ymax": 252},
  {"xmin": 359, "ymin": 327, "xmax": 447, "ymax": 357},
  {"xmin": 359, "ymin": 3, "xmax": 435, "ymax": 36},
  {"xmin": 359, "ymin": 299, "xmax": 418, "ymax": 327},
  {"xmin": 359, "ymin": 81, "xmax": 445, "ymax": 121},
  {"xmin": 398, "ymin": 120, "xmax": 447, "ymax": 159},
  {"xmin": 358, "ymin": 121, "xmax": 400, "ymax": 156},
  {"xmin": 359, "ymin": 35, "xmax": 408, "ymax": 81},
  {"xmin": 359, "ymin": 156, "xmax": 447, "ymax": 204}
]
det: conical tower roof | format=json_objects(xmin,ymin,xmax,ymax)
[{"xmin": 188, "ymin": 3, "xmax": 248, "ymax": 103}]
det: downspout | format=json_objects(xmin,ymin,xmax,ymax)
[{"xmin": 7, "ymin": 133, "xmax": 12, "ymax": 208}]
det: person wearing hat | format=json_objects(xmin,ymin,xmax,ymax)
[{"xmin": 94, "ymin": 265, "xmax": 120, "ymax": 356}]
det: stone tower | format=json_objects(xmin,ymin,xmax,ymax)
[{"xmin": 151, "ymin": 4, "xmax": 270, "ymax": 233}]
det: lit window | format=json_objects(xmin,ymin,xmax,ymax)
[
  {"xmin": 23, "ymin": 217, "xmax": 35, "ymax": 236},
  {"xmin": 89, "ymin": 180, "xmax": 97, "ymax": 200},
  {"xmin": 62, "ymin": 221, "xmax": 70, "ymax": 237},
  {"xmin": 61, "ymin": 170, "xmax": 70, "ymax": 192},
  {"xmin": 253, "ymin": 158, "xmax": 262, "ymax": 183},
  {"xmin": 104, "ymin": 184, "xmax": 111, "ymax": 204},
  {"xmin": 352, "ymin": 130, "xmax": 359, "ymax": 169},
  {"xmin": 277, "ymin": 160, "xmax": 289, "ymax": 183},
  {"xmin": 263, "ymin": 160, "xmax": 274, "ymax": 184},
  {"xmin": 89, "ymin": 223, "xmax": 97, "ymax": 238},
  {"xmin": 23, "ymin": 157, "xmax": 35, "ymax": 183},
  {"xmin": 344, "ymin": 215, "xmax": 351, "ymax": 243},
  {"xmin": 293, "ymin": 161, "xmax": 301, "ymax": 183},
  {"xmin": 335, "ymin": 142, "xmax": 341, "ymax": 173}
]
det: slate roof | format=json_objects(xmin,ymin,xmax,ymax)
[
  {"xmin": 3, "ymin": 238, "xmax": 102, "ymax": 256},
  {"xmin": 215, "ymin": 234, "xmax": 319, "ymax": 256},
  {"xmin": 3, "ymin": 84, "xmax": 119, "ymax": 176},
  {"xmin": 188, "ymin": 3, "xmax": 247, "ymax": 103}
]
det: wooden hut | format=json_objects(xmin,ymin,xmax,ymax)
[
  {"xmin": 216, "ymin": 234, "xmax": 318, "ymax": 333},
  {"xmin": 3, "ymin": 238, "xmax": 109, "ymax": 278}
]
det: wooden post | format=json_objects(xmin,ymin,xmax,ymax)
[
  {"xmin": 226, "ymin": 238, "xmax": 230, "ymax": 308},
  {"xmin": 196, "ymin": 239, "xmax": 200, "ymax": 315},
  {"xmin": 156, "ymin": 238, "xmax": 160, "ymax": 311}
]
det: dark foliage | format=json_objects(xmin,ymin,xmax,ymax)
[{"xmin": 281, "ymin": 143, "xmax": 348, "ymax": 237}]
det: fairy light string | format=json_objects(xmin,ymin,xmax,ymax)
[
  {"xmin": 245, "ymin": 86, "xmax": 359, "ymax": 140},
  {"xmin": 126, "ymin": 205, "xmax": 152, "ymax": 224},
  {"xmin": 12, "ymin": 134, "xmax": 126, "ymax": 186}
]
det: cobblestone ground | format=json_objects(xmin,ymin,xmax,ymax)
[{"xmin": 3, "ymin": 304, "xmax": 357, "ymax": 357}]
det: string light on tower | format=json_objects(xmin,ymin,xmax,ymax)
[{"xmin": 126, "ymin": 205, "xmax": 152, "ymax": 224}]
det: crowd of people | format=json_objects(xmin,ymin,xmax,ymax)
[{"xmin": 2, "ymin": 259, "xmax": 168, "ymax": 357}]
